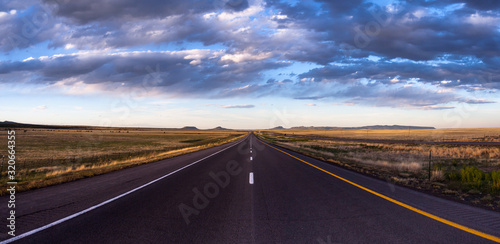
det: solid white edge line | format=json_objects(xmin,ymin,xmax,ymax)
[
  {"xmin": 249, "ymin": 172, "xmax": 254, "ymax": 184},
  {"xmin": 0, "ymin": 137, "xmax": 245, "ymax": 244}
]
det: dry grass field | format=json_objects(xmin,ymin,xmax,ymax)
[
  {"xmin": 257, "ymin": 128, "xmax": 500, "ymax": 210},
  {"xmin": 268, "ymin": 128, "xmax": 500, "ymax": 142},
  {"xmin": 0, "ymin": 128, "xmax": 247, "ymax": 194}
]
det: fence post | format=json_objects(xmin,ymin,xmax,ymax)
[
  {"xmin": 0, "ymin": 155, "xmax": 4, "ymax": 175},
  {"xmin": 428, "ymin": 150, "xmax": 432, "ymax": 180}
]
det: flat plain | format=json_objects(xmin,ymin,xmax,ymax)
[
  {"xmin": 0, "ymin": 127, "xmax": 246, "ymax": 194},
  {"xmin": 268, "ymin": 128, "xmax": 500, "ymax": 142}
]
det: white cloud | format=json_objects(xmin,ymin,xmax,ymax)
[
  {"xmin": 418, "ymin": 105, "xmax": 455, "ymax": 110},
  {"xmin": 466, "ymin": 13, "xmax": 499, "ymax": 26},
  {"xmin": 217, "ymin": 4, "xmax": 264, "ymax": 22},
  {"xmin": 221, "ymin": 104, "xmax": 255, "ymax": 108},
  {"xmin": 33, "ymin": 105, "xmax": 47, "ymax": 111},
  {"xmin": 272, "ymin": 14, "xmax": 288, "ymax": 20},
  {"xmin": 221, "ymin": 51, "xmax": 272, "ymax": 63},
  {"xmin": 234, "ymin": 85, "xmax": 250, "ymax": 91},
  {"xmin": 0, "ymin": 12, "xmax": 9, "ymax": 19},
  {"xmin": 190, "ymin": 59, "xmax": 202, "ymax": 65}
]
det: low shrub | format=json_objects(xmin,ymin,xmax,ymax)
[
  {"xmin": 431, "ymin": 169, "xmax": 445, "ymax": 182},
  {"xmin": 461, "ymin": 166, "xmax": 484, "ymax": 187},
  {"xmin": 490, "ymin": 170, "xmax": 500, "ymax": 191},
  {"xmin": 447, "ymin": 171, "xmax": 461, "ymax": 181}
]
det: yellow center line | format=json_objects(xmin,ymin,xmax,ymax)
[{"xmin": 263, "ymin": 141, "xmax": 500, "ymax": 243}]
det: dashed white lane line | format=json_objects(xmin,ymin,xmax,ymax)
[
  {"xmin": 249, "ymin": 172, "xmax": 254, "ymax": 184},
  {"xmin": 250, "ymin": 156, "xmax": 253, "ymax": 161}
]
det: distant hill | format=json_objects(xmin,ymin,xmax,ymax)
[
  {"xmin": 272, "ymin": 126, "xmax": 285, "ymax": 130},
  {"xmin": 0, "ymin": 121, "xmax": 22, "ymax": 126},
  {"xmin": 181, "ymin": 126, "xmax": 199, "ymax": 130},
  {"xmin": 210, "ymin": 126, "xmax": 231, "ymax": 131},
  {"xmin": 0, "ymin": 121, "xmax": 90, "ymax": 130},
  {"xmin": 290, "ymin": 125, "xmax": 435, "ymax": 130}
]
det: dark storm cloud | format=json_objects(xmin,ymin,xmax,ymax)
[
  {"xmin": 454, "ymin": 0, "xmax": 500, "ymax": 10},
  {"xmin": 0, "ymin": 0, "xmax": 499, "ymax": 108},
  {"xmin": 43, "ymin": 0, "xmax": 249, "ymax": 24},
  {"xmin": 299, "ymin": 58, "xmax": 500, "ymax": 88},
  {"xmin": 0, "ymin": 50, "xmax": 290, "ymax": 97},
  {"xmin": 0, "ymin": 4, "xmax": 61, "ymax": 51},
  {"xmin": 225, "ymin": 0, "xmax": 249, "ymax": 12},
  {"xmin": 0, "ymin": 59, "xmax": 43, "ymax": 74},
  {"xmin": 266, "ymin": 0, "xmax": 500, "ymax": 62},
  {"xmin": 1, "ymin": 0, "xmax": 250, "ymax": 51},
  {"xmin": 321, "ymin": 0, "xmax": 365, "ymax": 13}
]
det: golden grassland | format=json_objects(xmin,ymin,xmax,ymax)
[
  {"xmin": 257, "ymin": 129, "xmax": 500, "ymax": 210},
  {"xmin": 0, "ymin": 128, "xmax": 247, "ymax": 194},
  {"xmin": 267, "ymin": 128, "xmax": 500, "ymax": 142},
  {"xmin": 266, "ymin": 138, "xmax": 500, "ymax": 172}
]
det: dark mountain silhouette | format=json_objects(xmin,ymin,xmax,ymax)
[
  {"xmin": 181, "ymin": 126, "xmax": 199, "ymax": 130},
  {"xmin": 211, "ymin": 126, "xmax": 231, "ymax": 130}
]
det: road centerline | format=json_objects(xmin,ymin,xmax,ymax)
[{"xmin": 249, "ymin": 172, "xmax": 254, "ymax": 184}]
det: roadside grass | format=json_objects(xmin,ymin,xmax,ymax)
[
  {"xmin": 257, "ymin": 131, "xmax": 500, "ymax": 210},
  {"xmin": 268, "ymin": 128, "xmax": 500, "ymax": 142},
  {"xmin": 0, "ymin": 128, "xmax": 247, "ymax": 195}
]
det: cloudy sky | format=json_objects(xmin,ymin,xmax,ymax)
[{"xmin": 0, "ymin": 0, "xmax": 499, "ymax": 129}]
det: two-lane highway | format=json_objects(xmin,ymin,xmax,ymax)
[{"xmin": 2, "ymin": 133, "xmax": 500, "ymax": 243}]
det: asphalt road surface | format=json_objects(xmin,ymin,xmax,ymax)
[{"xmin": 1, "ymin": 133, "xmax": 500, "ymax": 243}]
